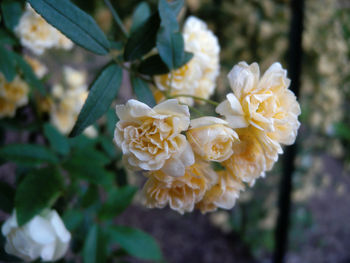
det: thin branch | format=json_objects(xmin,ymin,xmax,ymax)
[{"xmin": 104, "ymin": 0, "xmax": 129, "ymax": 38}]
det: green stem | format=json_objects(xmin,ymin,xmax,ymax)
[
  {"xmin": 104, "ymin": 0, "xmax": 129, "ymax": 38},
  {"xmin": 170, "ymin": 94, "xmax": 219, "ymax": 106}
]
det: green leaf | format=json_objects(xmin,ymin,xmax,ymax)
[
  {"xmin": 0, "ymin": 181, "xmax": 15, "ymax": 213},
  {"xmin": 334, "ymin": 122, "xmax": 350, "ymax": 142},
  {"xmin": 44, "ymin": 123, "xmax": 70, "ymax": 155},
  {"xmin": 81, "ymin": 185, "xmax": 99, "ymax": 208},
  {"xmin": 138, "ymin": 54, "xmax": 169, "ymax": 75},
  {"xmin": 99, "ymin": 186, "xmax": 137, "ymax": 220},
  {"xmin": 131, "ymin": 76, "xmax": 156, "ymax": 107},
  {"xmin": 83, "ymin": 224, "xmax": 107, "ymax": 263},
  {"xmin": 63, "ymin": 209, "xmax": 84, "ymax": 231},
  {"xmin": 0, "ymin": 29, "xmax": 17, "ymax": 45},
  {"xmin": 70, "ymin": 63, "xmax": 122, "ymax": 137},
  {"xmin": 0, "ymin": 45, "xmax": 16, "ymax": 82},
  {"xmin": 106, "ymin": 108, "xmax": 118, "ymax": 136},
  {"xmin": 0, "ymin": 144, "xmax": 59, "ymax": 165},
  {"xmin": 130, "ymin": 2, "xmax": 151, "ymax": 34},
  {"xmin": 99, "ymin": 136, "xmax": 117, "ymax": 159},
  {"xmin": 1, "ymin": 0, "xmax": 22, "ymax": 31},
  {"xmin": 64, "ymin": 152, "xmax": 113, "ymax": 186},
  {"xmin": 27, "ymin": 0, "xmax": 110, "ymax": 55},
  {"xmin": 156, "ymin": 0, "xmax": 185, "ymax": 70},
  {"xmin": 168, "ymin": 0, "xmax": 184, "ymax": 15},
  {"xmin": 15, "ymin": 166, "xmax": 63, "ymax": 225},
  {"xmin": 12, "ymin": 52, "xmax": 46, "ymax": 95},
  {"xmin": 124, "ymin": 13, "xmax": 160, "ymax": 61},
  {"xmin": 109, "ymin": 226, "xmax": 162, "ymax": 261}
]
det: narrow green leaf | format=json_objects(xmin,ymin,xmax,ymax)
[
  {"xmin": 81, "ymin": 185, "xmax": 99, "ymax": 208},
  {"xmin": 63, "ymin": 209, "xmax": 84, "ymax": 231},
  {"xmin": 70, "ymin": 63, "xmax": 122, "ymax": 137},
  {"xmin": 1, "ymin": 0, "xmax": 22, "ymax": 31},
  {"xmin": 0, "ymin": 45, "xmax": 16, "ymax": 82},
  {"xmin": 99, "ymin": 186, "xmax": 137, "ymax": 220},
  {"xmin": 0, "ymin": 144, "xmax": 59, "ymax": 165},
  {"xmin": 27, "ymin": 0, "xmax": 110, "ymax": 55},
  {"xmin": 0, "ymin": 181, "xmax": 15, "ymax": 213},
  {"xmin": 15, "ymin": 166, "xmax": 63, "ymax": 225},
  {"xmin": 99, "ymin": 136, "xmax": 117, "ymax": 159},
  {"xmin": 44, "ymin": 123, "xmax": 70, "ymax": 155},
  {"xmin": 83, "ymin": 225, "xmax": 107, "ymax": 263},
  {"xmin": 109, "ymin": 226, "xmax": 162, "ymax": 260},
  {"xmin": 0, "ymin": 29, "xmax": 18, "ymax": 45},
  {"xmin": 168, "ymin": 0, "xmax": 184, "ymax": 15},
  {"xmin": 156, "ymin": 0, "xmax": 185, "ymax": 70},
  {"xmin": 130, "ymin": 2, "xmax": 151, "ymax": 34},
  {"xmin": 106, "ymin": 108, "xmax": 118, "ymax": 136},
  {"xmin": 12, "ymin": 52, "xmax": 46, "ymax": 95},
  {"xmin": 124, "ymin": 13, "xmax": 160, "ymax": 61},
  {"xmin": 334, "ymin": 122, "xmax": 350, "ymax": 141},
  {"xmin": 103, "ymin": 0, "xmax": 128, "ymax": 38},
  {"xmin": 131, "ymin": 76, "xmax": 156, "ymax": 107},
  {"xmin": 138, "ymin": 54, "xmax": 169, "ymax": 75}
]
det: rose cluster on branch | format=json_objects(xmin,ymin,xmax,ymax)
[{"xmin": 114, "ymin": 61, "xmax": 301, "ymax": 214}]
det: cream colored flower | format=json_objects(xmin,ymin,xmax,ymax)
[
  {"xmin": 2, "ymin": 210, "xmax": 71, "ymax": 262},
  {"xmin": 196, "ymin": 171, "xmax": 244, "ymax": 213},
  {"xmin": 114, "ymin": 99, "xmax": 194, "ymax": 177},
  {"xmin": 0, "ymin": 75, "xmax": 29, "ymax": 118},
  {"xmin": 63, "ymin": 67, "xmax": 87, "ymax": 89},
  {"xmin": 223, "ymin": 127, "xmax": 281, "ymax": 185},
  {"xmin": 187, "ymin": 117, "xmax": 238, "ymax": 162},
  {"xmin": 143, "ymin": 161, "xmax": 216, "ymax": 214},
  {"xmin": 24, "ymin": 55, "xmax": 47, "ymax": 78},
  {"xmin": 154, "ymin": 16, "xmax": 220, "ymax": 106},
  {"xmin": 216, "ymin": 62, "xmax": 301, "ymax": 146},
  {"xmin": 15, "ymin": 4, "xmax": 73, "ymax": 55}
]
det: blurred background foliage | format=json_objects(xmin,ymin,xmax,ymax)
[{"xmin": 1, "ymin": 0, "xmax": 350, "ymax": 262}]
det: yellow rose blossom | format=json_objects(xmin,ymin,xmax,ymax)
[
  {"xmin": 187, "ymin": 116, "xmax": 238, "ymax": 162},
  {"xmin": 223, "ymin": 127, "xmax": 281, "ymax": 186},
  {"xmin": 0, "ymin": 75, "xmax": 29, "ymax": 118},
  {"xmin": 143, "ymin": 161, "xmax": 216, "ymax": 214},
  {"xmin": 154, "ymin": 16, "xmax": 220, "ymax": 106},
  {"xmin": 15, "ymin": 4, "xmax": 73, "ymax": 55},
  {"xmin": 24, "ymin": 55, "xmax": 47, "ymax": 78},
  {"xmin": 216, "ymin": 62, "xmax": 301, "ymax": 146},
  {"xmin": 196, "ymin": 171, "xmax": 244, "ymax": 213},
  {"xmin": 114, "ymin": 99, "xmax": 194, "ymax": 177}
]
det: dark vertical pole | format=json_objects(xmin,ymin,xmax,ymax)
[{"xmin": 273, "ymin": 1, "xmax": 304, "ymax": 263}]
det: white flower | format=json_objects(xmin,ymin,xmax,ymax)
[
  {"xmin": 216, "ymin": 62, "xmax": 301, "ymax": 146},
  {"xmin": 15, "ymin": 4, "xmax": 73, "ymax": 55},
  {"xmin": 187, "ymin": 117, "xmax": 238, "ymax": 162},
  {"xmin": 1, "ymin": 210, "xmax": 71, "ymax": 262},
  {"xmin": 154, "ymin": 16, "xmax": 220, "ymax": 106},
  {"xmin": 63, "ymin": 67, "xmax": 87, "ymax": 89},
  {"xmin": 114, "ymin": 99, "xmax": 194, "ymax": 177}
]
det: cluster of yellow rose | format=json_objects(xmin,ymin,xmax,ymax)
[
  {"xmin": 0, "ymin": 74, "xmax": 29, "ymax": 119},
  {"xmin": 154, "ymin": 16, "xmax": 220, "ymax": 105},
  {"xmin": 114, "ymin": 61, "xmax": 301, "ymax": 214},
  {"xmin": 15, "ymin": 4, "xmax": 73, "ymax": 55}
]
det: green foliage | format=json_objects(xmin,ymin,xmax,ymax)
[
  {"xmin": 15, "ymin": 166, "xmax": 63, "ymax": 225},
  {"xmin": 27, "ymin": 0, "xmax": 110, "ymax": 55},
  {"xmin": 109, "ymin": 226, "xmax": 162, "ymax": 261},
  {"xmin": 130, "ymin": 2, "xmax": 151, "ymax": 34},
  {"xmin": 0, "ymin": 181, "xmax": 15, "ymax": 213},
  {"xmin": 70, "ymin": 64, "xmax": 122, "ymax": 137},
  {"xmin": 156, "ymin": 0, "xmax": 185, "ymax": 70},
  {"xmin": 0, "ymin": 0, "xmax": 22, "ymax": 31},
  {"xmin": 99, "ymin": 186, "xmax": 137, "ymax": 220},
  {"xmin": 138, "ymin": 54, "xmax": 170, "ymax": 75},
  {"xmin": 0, "ymin": 45, "xmax": 16, "ymax": 82},
  {"xmin": 44, "ymin": 123, "xmax": 70, "ymax": 155},
  {"xmin": 83, "ymin": 224, "xmax": 107, "ymax": 263},
  {"xmin": 124, "ymin": 13, "xmax": 160, "ymax": 61},
  {"xmin": 131, "ymin": 76, "xmax": 156, "ymax": 107},
  {"xmin": 0, "ymin": 144, "xmax": 59, "ymax": 165}
]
